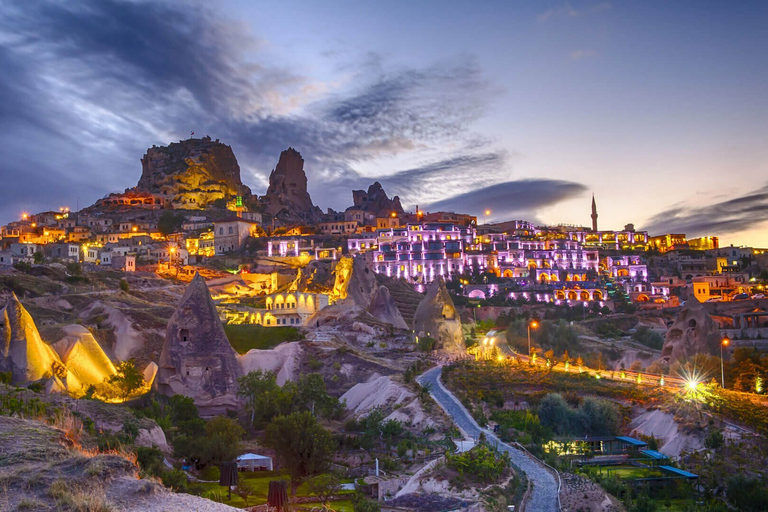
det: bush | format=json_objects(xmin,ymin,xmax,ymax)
[
  {"xmin": 417, "ymin": 336, "xmax": 436, "ymax": 352},
  {"xmin": 632, "ymin": 327, "xmax": 664, "ymax": 350},
  {"xmin": 445, "ymin": 443, "xmax": 509, "ymax": 484},
  {"xmin": 726, "ymin": 475, "xmax": 768, "ymax": 512},
  {"xmin": 119, "ymin": 279, "xmax": 130, "ymax": 292},
  {"xmin": 161, "ymin": 468, "xmax": 188, "ymax": 491},
  {"xmin": 136, "ymin": 446, "xmax": 164, "ymax": 476}
]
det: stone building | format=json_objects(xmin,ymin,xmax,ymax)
[{"xmin": 214, "ymin": 217, "xmax": 261, "ymax": 255}]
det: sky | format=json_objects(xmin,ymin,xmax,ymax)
[{"xmin": 1, "ymin": 0, "xmax": 768, "ymax": 246}]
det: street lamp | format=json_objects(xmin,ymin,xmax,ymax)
[
  {"xmin": 528, "ymin": 321, "xmax": 539, "ymax": 357},
  {"xmin": 720, "ymin": 336, "xmax": 729, "ymax": 388}
]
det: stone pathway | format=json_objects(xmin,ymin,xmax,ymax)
[{"xmin": 417, "ymin": 366, "xmax": 560, "ymax": 512}]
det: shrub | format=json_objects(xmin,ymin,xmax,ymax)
[
  {"xmin": 632, "ymin": 327, "xmax": 664, "ymax": 350},
  {"xmin": 119, "ymin": 278, "xmax": 130, "ymax": 292},
  {"xmin": 445, "ymin": 443, "xmax": 510, "ymax": 484},
  {"xmin": 161, "ymin": 468, "xmax": 189, "ymax": 491},
  {"xmin": 726, "ymin": 475, "xmax": 768, "ymax": 511}
]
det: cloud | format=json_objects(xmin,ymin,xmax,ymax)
[
  {"xmin": 425, "ymin": 179, "xmax": 587, "ymax": 221},
  {"xmin": 0, "ymin": 0, "xmax": 510, "ymax": 220},
  {"xmin": 538, "ymin": 4, "xmax": 579, "ymax": 23},
  {"xmin": 643, "ymin": 184, "xmax": 768, "ymax": 236},
  {"xmin": 538, "ymin": 2, "xmax": 610, "ymax": 23},
  {"xmin": 570, "ymin": 49, "xmax": 598, "ymax": 60}
]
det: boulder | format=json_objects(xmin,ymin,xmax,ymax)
[
  {"xmin": 0, "ymin": 294, "xmax": 69, "ymax": 384},
  {"xmin": 660, "ymin": 297, "xmax": 722, "ymax": 364},
  {"xmin": 367, "ymin": 286, "xmax": 408, "ymax": 330},
  {"xmin": 263, "ymin": 148, "xmax": 323, "ymax": 224},
  {"xmin": 155, "ymin": 273, "xmax": 242, "ymax": 415},
  {"xmin": 413, "ymin": 278, "xmax": 465, "ymax": 354}
]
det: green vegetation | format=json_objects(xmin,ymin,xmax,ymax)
[
  {"xmin": 223, "ymin": 324, "xmax": 303, "ymax": 354},
  {"xmin": 632, "ymin": 327, "xmax": 664, "ymax": 350},
  {"xmin": 538, "ymin": 393, "xmax": 620, "ymax": 437},
  {"xmin": 264, "ymin": 411, "xmax": 336, "ymax": 494},
  {"xmin": 444, "ymin": 443, "xmax": 510, "ymax": 485},
  {"xmin": 237, "ymin": 370, "xmax": 344, "ymax": 428},
  {"xmin": 107, "ymin": 359, "xmax": 145, "ymax": 401},
  {"xmin": 157, "ymin": 210, "xmax": 186, "ymax": 236}
]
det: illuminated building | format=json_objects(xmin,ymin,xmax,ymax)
[
  {"xmin": 213, "ymin": 217, "xmax": 261, "ymax": 255},
  {"xmin": 648, "ymin": 234, "xmax": 687, "ymax": 253}
]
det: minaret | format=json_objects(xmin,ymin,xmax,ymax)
[{"xmin": 591, "ymin": 194, "xmax": 598, "ymax": 232}]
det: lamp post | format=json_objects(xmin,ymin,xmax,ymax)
[
  {"xmin": 720, "ymin": 336, "xmax": 729, "ymax": 389},
  {"xmin": 528, "ymin": 320, "xmax": 538, "ymax": 357}
]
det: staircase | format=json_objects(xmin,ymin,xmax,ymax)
[{"xmin": 375, "ymin": 275, "xmax": 424, "ymax": 328}]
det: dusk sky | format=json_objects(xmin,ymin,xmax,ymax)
[{"xmin": 1, "ymin": 1, "xmax": 767, "ymax": 245}]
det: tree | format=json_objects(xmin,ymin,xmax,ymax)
[
  {"xmin": 307, "ymin": 472, "xmax": 342, "ymax": 507},
  {"xmin": 119, "ymin": 278, "xmax": 130, "ymax": 292},
  {"xmin": 265, "ymin": 411, "xmax": 335, "ymax": 494},
  {"xmin": 233, "ymin": 481, "xmax": 255, "ymax": 506},
  {"xmin": 108, "ymin": 359, "xmax": 145, "ymax": 401},
  {"xmin": 237, "ymin": 370, "xmax": 288, "ymax": 426},
  {"xmin": 33, "ymin": 251, "xmax": 44, "ymax": 264},
  {"xmin": 294, "ymin": 373, "xmax": 343, "ymax": 419},
  {"xmin": 157, "ymin": 211, "xmax": 186, "ymax": 236},
  {"xmin": 198, "ymin": 416, "xmax": 245, "ymax": 467}
]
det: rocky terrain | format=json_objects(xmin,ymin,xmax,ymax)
[
  {"xmin": 137, "ymin": 136, "xmax": 251, "ymax": 208},
  {"xmin": 0, "ymin": 415, "xmax": 236, "ymax": 511},
  {"xmin": 349, "ymin": 181, "xmax": 404, "ymax": 217},
  {"xmin": 660, "ymin": 297, "xmax": 722, "ymax": 364}
]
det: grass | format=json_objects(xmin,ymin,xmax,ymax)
[
  {"xmin": 603, "ymin": 465, "xmax": 663, "ymax": 480},
  {"xmin": 223, "ymin": 324, "xmax": 303, "ymax": 354},
  {"xmin": 193, "ymin": 470, "xmax": 353, "ymax": 510}
]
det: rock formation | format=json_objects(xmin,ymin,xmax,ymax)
[
  {"xmin": 367, "ymin": 286, "xmax": 409, "ymax": 330},
  {"xmin": 137, "ymin": 136, "xmax": 251, "ymax": 208},
  {"xmin": 349, "ymin": 182, "xmax": 404, "ymax": 217},
  {"xmin": 0, "ymin": 294, "xmax": 69, "ymax": 384},
  {"xmin": 660, "ymin": 297, "xmax": 722, "ymax": 364},
  {"xmin": 413, "ymin": 278, "xmax": 465, "ymax": 353},
  {"xmin": 263, "ymin": 148, "xmax": 323, "ymax": 224},
  {"xmin": 342, "ymin": 256, "xmax": 380, "ymax": 308},
  {"xmin": 51, "ymin": 325, "xmax": 116, "ymax": 388},
  {"xmin": 156, "ymin": 273, "xmax": 242, "ymax": 414}
]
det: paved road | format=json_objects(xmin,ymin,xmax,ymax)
[{"xmin": 418, "ymin": 366, "xmax": 560, "ymax": 512}]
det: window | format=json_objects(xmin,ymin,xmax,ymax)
[
  {"xmin": 219, "ymin": 228, "xmax": 223, "ymax": 235},
  {"xmin": 229, "ymin": 226, "xmax": 233, "ymax": 234}
]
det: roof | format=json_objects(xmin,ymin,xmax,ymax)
[
  {"xmin": 659, "ymin": 466, "xmax": 698, "ymax": 479},
  {"xmin": 237, "ymin": 453, "xmax": 271, "ymax": 461},
  {"xmin": 640, "ymin": 450, "xmax": 669, "ymax": 460},
  {"xmin": 616, "ymin": 436, "xmax": 648, "ymax": 447},
  {"xmin": 214, "ymin": 216, "xmax": 260, "ymax": 225}
]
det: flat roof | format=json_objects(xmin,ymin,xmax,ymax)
[
  {"xmin": 660, "ymin": 466, "xmax": 698, "ymax": 479},
  {"xmin": 640, "ymin": 450, "xmax": 669, "ymax": 460},
  {"xmin": 616, "ymin": 436, "xmax": 648, "ymax": 447}
]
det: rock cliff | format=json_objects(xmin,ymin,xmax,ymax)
[
  {"xmin": 263, "ymin": 148, "xmax": 323, "ymax": 224},
  {"xmin": 350, "ymin": 181, "xmax": 404, "ymax": 217},
  {"xmin": 413, "ymin": 278, "xmax": 465, "ymax": 353},
  {"xmin": 660, "ymin": 297, "xmax": 722, "ymax": 364},
  {"xmin": 156, "ymin": 273, "xmax": 242, "ymax": 415},
  {"xmin": 137, "ymin": 136, "xmax": 251, "ymax": 208}
]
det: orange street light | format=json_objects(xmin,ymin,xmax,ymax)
[
  {"xmin": 528, "ymin": 321, "xmax": 539, "ymax": 356},
  {"xmin": 720, "ymin": 336, "xmax": 730, "ymax": 388},
  {"xmin": 390, "ymin": 212, "xmax": 397, "ymax": 218}
]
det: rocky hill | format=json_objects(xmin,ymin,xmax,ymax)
[
  {"xmin": 349, "ymin": 181, "xmax": 404, "ymax": 217},
  {"xmin": 263, "ymin": 147, "xmax": 323, "ymax": 224},
  {"xmin": 137, "ymin": 136, "xmax": 251, "ymax": 208}
]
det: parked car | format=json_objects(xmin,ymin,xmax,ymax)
[
  {"xmin": 752, "ymin": 293, "xmax": 766, "ymax": 299},
  {"xmin": 733, "ymin": 293, "xmax": 750, "ymax": 300},
  {"xmin": 707, "ymin": 296, "xmax": 723, "ymax": 302}
]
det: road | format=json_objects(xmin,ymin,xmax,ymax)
[{"xmin": 418, "ymin": 366, "xmax": 560, "ymax": 512}]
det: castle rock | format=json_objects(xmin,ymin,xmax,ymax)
[{"xmin": 137, "ymin": 137, "xmax": 251, "ymax": 208}]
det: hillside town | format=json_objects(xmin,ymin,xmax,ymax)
[{"xmin": 0, "ymin": 137, "xmax": 767, "ymax": 512}]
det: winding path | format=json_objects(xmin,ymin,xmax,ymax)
[{"xmin": 418, "ymin": 366, "xmax": 560, "ymax": 512}]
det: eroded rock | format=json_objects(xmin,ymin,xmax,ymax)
[
  {"xmin": 660, "ymin": 297, "xmax": 722, "ymax": 364},
  {"xmin": 413, "ymin": 278, "xmax": 465, "ymax": 353}
]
